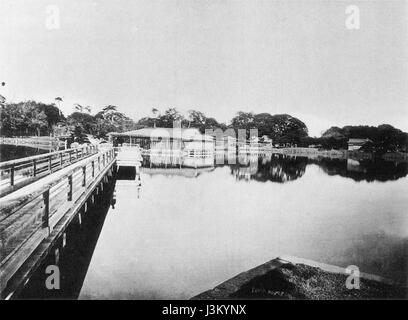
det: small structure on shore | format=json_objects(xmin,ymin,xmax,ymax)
[
  {"xmin": 348, "ymin": 138, "xmax": 372, "ymax": 151},
  {"xmin": 108, "ymin": 127, "xmax": 215, "ymax": 168}
]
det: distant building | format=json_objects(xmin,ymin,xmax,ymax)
[
  {"xmin": 348, "ymin": 138, "xmax": 372, "ymax": 151},
  {"xmin": 108, "ymin": 127, "xmax": 215, "ymax": 167},
  {"xmin": 211, "ymin": 132, "xmax": 237, "ymax": 153},
  {"xmin": 260, "ymin": 135, "xmax": 273, "ymax": 145},
  {"xmin": 108, "ymin": 127, "xmax": 213, "ymax": 149}
]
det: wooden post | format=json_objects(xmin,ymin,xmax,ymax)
[
  {"xmin": 92, "ymin": 161, "xmax": 95, "ymax": 177},
  {"xmin": 10, "ymin": 164, "xmax": 14, "ymax": 186},
  {"xmin": 82, "ymin": 166, "xmax": 86, "ymax": 187},
  {"xmin": 68, "ymin": 175, "xmax": 73, "ymax": 201},
  {"xmin": 49, "ymin": 155, "xmax": 52, "ymax": 171},
  {"xmin": 42, "ymin": 189, "xmax": 50, "ymax": 229},
  {"xmin": 69, "ymin": 151, "xmax": 72, "ymax": 163},
  {"xmin": 33, "ymin": 159, "xmax": 37, "ymax": 177},
  {"xmin": 60, "ymin": 153, "xmax": 63, "ymax": 167}
]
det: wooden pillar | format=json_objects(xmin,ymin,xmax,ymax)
[
  {"xmin": 82, "ymin": 166, "xmax": 86, "ymax": 187},
  {"xmin": 54, "ymin": 248, "xmax": 60, "ymax": 265},
  {"xmin": 67, "ymin": 175, "xmax": 73, "ymax": 201},
  {"xmin": 10, "ymin": 164, "xmax": 14, "ymax": 186},
  {"xmin": 33, "ymin": 159, "xmax": 37, "ymax": 177},
  {"xmin": 62, "ymin": 232, "xmax": 67, "ymax": 248},
  {"xmin": 42, "ymin": 189, "xmax": 50, "ymax": 229}
]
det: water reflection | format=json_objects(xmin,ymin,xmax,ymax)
[
  {"xmin": 229, "ymin": 154, "xmax": 307, "ymax": 183},
  {"xmin": 314, "ymin": 158, "xmax": 408, "ymax": 182},
  {"xmin": 141, "ymin": 153, "xmax": 408, "ymax": 183},
  {"xmin": 0, "ymin": 144, "xmax": 50, "ymax": 162}
]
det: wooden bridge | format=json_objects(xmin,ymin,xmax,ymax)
[{"xmin": 0, "ymin": 146, "xmax": 117, "ymax": 299}]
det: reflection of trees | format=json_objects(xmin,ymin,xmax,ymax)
[
  {"xmin": 230, "ymin": 154, "xmax": 307, "ymax": 183},
  {"xmin": 315, "ymin": 158, "xmax": 408, "ymax": 182},
  {"xmin": 0, "ymin": 145, "xmax": 49, "ymax": 162},
  {"xmin": 228, "ymin": 154, "xmax": 407, "ymax": 183}
]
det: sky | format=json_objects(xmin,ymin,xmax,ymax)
[{"xmin": 0, "ymin": 0, "xmax": 407, "ymax": 136}]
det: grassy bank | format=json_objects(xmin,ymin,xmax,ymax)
[{"xmin": 193, "ymin": 259, "xmax": 407, "ymax": 300}]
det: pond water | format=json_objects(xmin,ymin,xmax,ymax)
[
  {"xmin": 77, "ymin": 155, "xmax": 408, "ymax": 299},
  {"xmin": 0, "ymin": 144, "xmax": 50, "ymax": 162}
]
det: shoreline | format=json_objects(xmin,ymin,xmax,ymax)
[{"xmin": 192, "ymin": 256, "xmax": 407, "ymax": 300}]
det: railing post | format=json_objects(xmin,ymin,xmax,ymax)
[
  {"xmin": 60, "ymin": 153, "xmax": 63, "ymax": 167},
  {"xmin": 33, "ymin": 159, "xmax": 37, "ymax": 177},
  {"xmin": 82, "ymin": 166, "xmax": 86, "ymax": 187},
  {"xmin": 98, "ymin": 156, "xmax": 101, "ymax": 171},
  {"xmin": 103, "ymin": 154, "xmax": 105, "ymax": 167},
  {"xmin": 76, "ymin": 148, "xmax": 79, "ymax": 160},
  {"xmin": 92, "ymin": 161, "xmax": 95, "ymax": 177},
  {"xmin": 49, "ymin": 155, "xmax": 52, "ymax": 171},
  {"xmin": 69, "ymin": 151, "xmax": 72, "ymax": 163},
  {"xmin": 10, "ymin": 164, "xmax": 14, "ymax": 186},
  {"xmin": 42, "ymin": 189, "xmax": 50, "ymax": 229},
  {"xmin": 67, "ymin": 175, "xmax": 73, "ymax": 201}
]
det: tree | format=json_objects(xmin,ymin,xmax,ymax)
[
  {"xmin": 67, "ymin": 112, "xmax": 96, "ymax": 135},
  {"xmin": 73, "ymin": 103, "xmax": 84, "ymax": 113},
  {"xmin": 229, "ymin": 112, "xmax": 308, "ymax": 143},
  {"xmin": 0, "ymin": 101, "xmax": 64, "ymax": 136},
  {"xmin": 150, "ymin": 108, "xmax": 160, "ymax": 127},
  {"xmin": 319, "ymin": 124, "xmax": 408, "ymax": 153},
  {"xmin": 100, "ymin": 105, "xmax": 118, "ymax": 123},
  {"xmin": 24, "ymin": 104, "xmax": 48, "ymax": 136},
  {"xmin": 230, "ymin": 111, "xmax": 255, "ymax": 130},
  {"xmin": 322, "ymin": 126, "xmax": 346, "ymax": 139},
  {"xmin": 0, "ymin": 94, "xmax": 6, "ymax": 106},
  {"xmin": 157, "ymin": 108, "xmax": 184, "ymax": 127}
]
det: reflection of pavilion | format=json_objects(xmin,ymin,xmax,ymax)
[
  {"xmin": 140, "ymin": 167, "xmax": 215, "ymax": 178},
  {"xmin": 347, "ymin": 158, "xmax": 367, "ymax": 173}
]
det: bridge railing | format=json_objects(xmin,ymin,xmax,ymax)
[
  {"xmin": 0, "ymin": 147, "xmax": 115, "ymax": 296},
  {"xmin": 0, "ymin": 146, "xmax": 99, "ymax": 197}
]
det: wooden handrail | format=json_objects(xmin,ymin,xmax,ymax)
[
  {"xmin": 0, "ymin": 148, "xmax": 115, "ymax": 220},
  {"xmin": 0, "ymin": 145, "xmax": 98, "ymax": 169}
]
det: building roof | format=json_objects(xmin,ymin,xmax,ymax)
[
  {"xmin": 348, "ymin": 138, "xmax": 372, "ymax": 145},
  {"xmin": 108, "ymin": 127, "xmax": 213, "ymax": 141}
]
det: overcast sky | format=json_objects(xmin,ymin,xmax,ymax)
[{"xmin": 0, "ymin": 0, "xmax": 407, "ymax": 136}]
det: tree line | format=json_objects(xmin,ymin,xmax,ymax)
[{"xmin": 0, "ymin": 100, "xmax": 407, "ymax": 153}]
